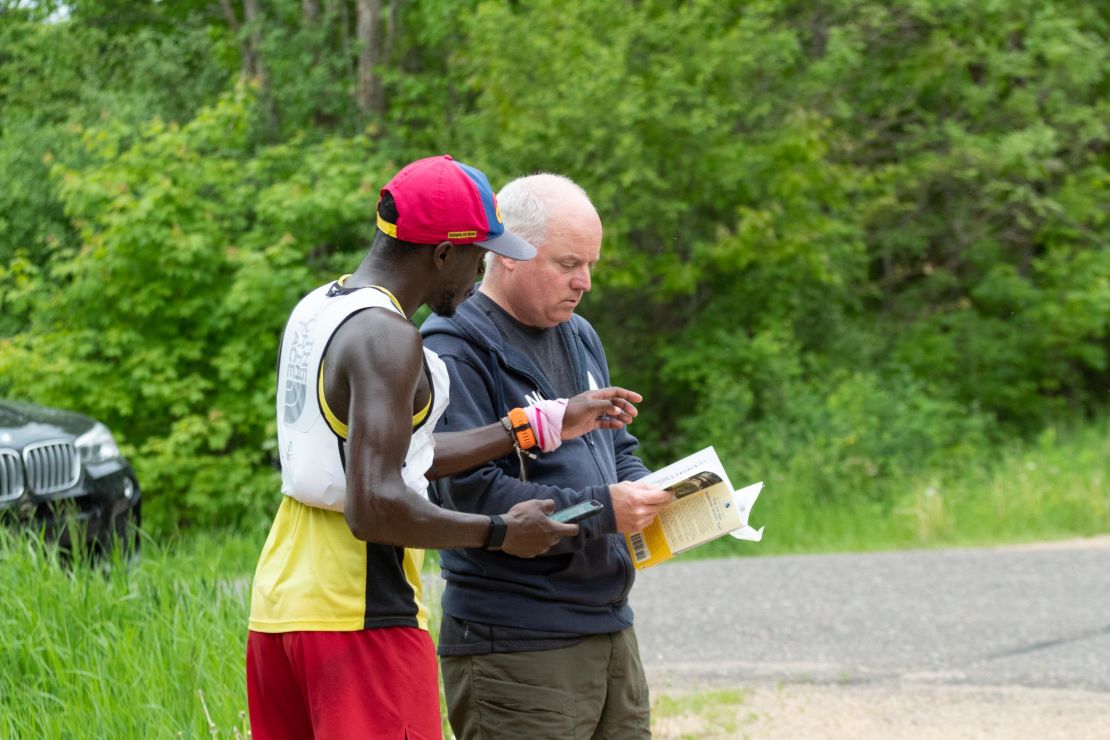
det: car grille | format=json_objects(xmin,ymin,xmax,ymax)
[
  {"xmin": 0, "ymin": 449, "xmax": 24, "ymax": 502},
  {"xmin": 22, "ymin": 440, "xmax": 81, "ymax": 495}
]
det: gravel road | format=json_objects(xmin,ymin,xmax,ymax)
[{"xmin": 631, "ymin": 536, "xmax": 1110, "ymax": 739}]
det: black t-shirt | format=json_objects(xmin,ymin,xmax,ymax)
[{"xmin": 471, "ymin": 292, "xmax": 578, "ymax": 400}]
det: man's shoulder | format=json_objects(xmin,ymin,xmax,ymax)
[{"xmin": 336, "ymin": 307, "xmax": 422, "ymax": 361}]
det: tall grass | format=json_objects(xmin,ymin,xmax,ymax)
[
  {"xmin": 1, "ymin": 418, "xmax": 1106, "ymax": 736},
  {"xmin": 0, "ymin": 530, "xmax": 260, "ymax": 737},
  {"xmin": 698, "ymin": 416, "xmax": 1110, "ymax": 557}
]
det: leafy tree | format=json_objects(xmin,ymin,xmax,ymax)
[
  {"xmin": 0, "ymin": 90, "xmax": 392, "ymax": 531},
  {"xmin": 0, "ymin": 8, "xmax": 233, "ymax": 334},
  {"xmin": 0, "ymin": 0, "xmax": 1106, "ymax": 529},
  {"xmin": 450, "ymin": 0, "xmax": 1108, "ymax": 501}
]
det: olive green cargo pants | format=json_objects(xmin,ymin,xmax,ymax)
[{"xmin": 440, "ymin": 628, "xmax": 651, "ymax": 739}]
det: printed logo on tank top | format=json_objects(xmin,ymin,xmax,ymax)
[{"xmin": 284, "ymin": 316, "xmax": 317, "ymax": 425}]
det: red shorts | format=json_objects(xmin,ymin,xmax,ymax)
[{"xmin": 246, "ymin": 627, "xmax": 441, "ymax": 739}]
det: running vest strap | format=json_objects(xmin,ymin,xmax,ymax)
[{"xmin": 274, "ymin": 278, "xmax": 450, "ymax": 511}]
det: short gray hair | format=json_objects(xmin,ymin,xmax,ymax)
[{"xmin": 497, "ymin": 173, "xmax": 593, "ymax": 249}]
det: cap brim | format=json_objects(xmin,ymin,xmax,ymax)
[{"xmin": 475, "ymin": 229, "xmax": 536, "ymax": 260}]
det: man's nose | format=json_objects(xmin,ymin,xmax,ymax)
[{"xmin": 570, "ymin": 266, "xmax": 591, "ymax": 293}]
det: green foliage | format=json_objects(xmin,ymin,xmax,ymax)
[
  {"xmin": 0, "ymin": 121, "xmax": 79, "ymax": 335},
  {"xmin": 0, "ymin": 0, "xmax": 1107, "ymax": 529},
  {"xmin": 0, "ymin": 89, "xmax": 392, "ymax": 532},
  {"xmin": 451, "ymin": 0, "xmax": 1108, "ymax": 505},
  {"xmin": 0, "ymin": 13, "xmax": 229, "ymax": 128},
  {"xmin": 0, "ymin": 10, "xmax": 231, "ymax": 334}
]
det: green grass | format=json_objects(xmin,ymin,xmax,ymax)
[
  {"xmin": 688, "ymin": 417, "xmax": 1110, "ymax": 559},
  {"xmin": 1, "ymin": 417, "xmax": 1106, "ymax": 736},
  {"xmin": 0, "ymin": 529, "xmax": 260, "ymax": 737},
  {"xmin": 652, "ymin": 687, "xmax": 749, "ymax": 739}
]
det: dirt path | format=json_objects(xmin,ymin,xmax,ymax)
[{"xmin": 652, "ymin": 683, "xmax": 1110, "ymax": 739}]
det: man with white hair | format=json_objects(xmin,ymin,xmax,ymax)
[
  {"xmin": 247, "ymin": 158, "xmax": 645, "ymax": 740},
  {"xmin": 422, "ymin": 174, "xmax": 671, "ymax": 738}
]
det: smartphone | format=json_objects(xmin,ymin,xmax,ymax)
[{"xmin": 549, "ymin": 499, "xmax": 605, "ymax": 524}]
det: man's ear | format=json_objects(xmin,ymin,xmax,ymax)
[
  {"xmin": 494, "ymin": 253, "xmax": 517, "ymax": 273},
  {"xmin": 431, "ymin": 240, "xmax": 455, "ymax": 271}
]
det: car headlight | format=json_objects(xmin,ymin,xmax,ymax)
[{"xmin": 76, "ymin": 422, "xmax": 122, "ymax": 464}]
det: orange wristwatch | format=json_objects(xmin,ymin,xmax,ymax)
[{"xmin": 505, "ymin": 407, "xmax": 537, "ymax": 450}]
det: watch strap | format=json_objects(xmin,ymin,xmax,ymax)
[
  {"xmin": 483, "ymin": 514, "xmax": 507, "ymax": 551},
  {"xmin": 506, "ymin": 407, "xmax": 538, "ymax": 450}
]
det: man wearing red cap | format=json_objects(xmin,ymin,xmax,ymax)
[{"xmin": 246, "ymin": 156, "xmax": 644, "ymax": 739}]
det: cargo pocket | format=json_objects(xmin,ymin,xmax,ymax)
[{"xmin": 473, "ymin": 674, "xmax": 575, "ymax": 739}]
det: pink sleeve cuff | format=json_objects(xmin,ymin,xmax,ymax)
[{"xmin": 523, "ymin": 399, "xmax": 568, "ymax": 453}]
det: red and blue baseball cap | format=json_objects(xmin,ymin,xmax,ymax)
[{"xmin": 376, "ymin": 155, "xmax": 536, "ymax": 260}]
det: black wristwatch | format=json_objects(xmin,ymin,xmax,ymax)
[{"xmin": 483, "ymin": 514, "xmax": 507, "ymax": 551}]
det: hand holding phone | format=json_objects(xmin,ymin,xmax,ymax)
[{"xmin": 549, "ymin": 499, "xmax": 604, "ymax": 524}]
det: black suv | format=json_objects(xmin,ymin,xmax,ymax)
[{"xmin": 0, "ymin": 399, "xmax": 141, "ymax": 553}]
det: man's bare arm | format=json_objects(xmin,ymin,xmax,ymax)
[{"xmin": 327, "ymin": 309, "xmax": 575, "ymax": 554}]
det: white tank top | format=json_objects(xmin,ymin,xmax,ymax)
[{"xmin": 275, "ymin": 279, "xmax": 450, "ymax": 511}]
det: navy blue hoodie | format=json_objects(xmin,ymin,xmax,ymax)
[{"xmin": 421, "ymin": 294, "xmax": 650, "ymax": 634}]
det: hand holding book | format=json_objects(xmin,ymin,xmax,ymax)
[
  {"xmin": 611, "ymin": 480, "xmax": 673, "ymax": 533},
  {"xmin": 625, "ymin": 446, "xmax": 764, "ymax": 569}
]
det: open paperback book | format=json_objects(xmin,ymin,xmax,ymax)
[{"xmin": 625, "ymin": 446, "xmax": 764, "ymax": 569}]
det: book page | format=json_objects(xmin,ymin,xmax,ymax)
[
  {"xmin": 655, "ymin": 475, "xmax": 741, "ymax": 551},
  {"xmin": 728, "ymin": 481, "xmax": 765, "ymax": 542},
  {"xmin": 640, "ymin": 446, "xmax": 736, "ymax": 492},
  {"xmin": 626, "ymin": 446, "xmax": 762, "ymax": 569}
]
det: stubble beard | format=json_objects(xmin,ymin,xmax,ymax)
[{"xmin": 431, "ymin": 286, "xmax": 458, "ymax": 318}]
